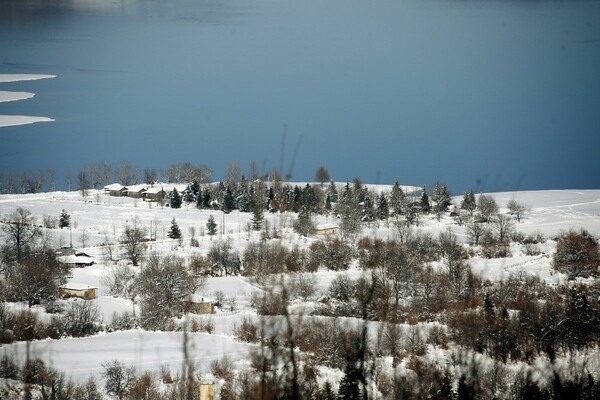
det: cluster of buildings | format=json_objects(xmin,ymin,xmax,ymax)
[{"xmin": 103, "ymin": 183, "xmax": 184, "ymax": 201}]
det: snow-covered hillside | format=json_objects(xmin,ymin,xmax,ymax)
[{"xmin": 0, "ymin": 187, "xmax": 599, "ymax": 395}]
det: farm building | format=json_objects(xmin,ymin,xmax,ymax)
[
  {"xmin": 144, "ymin": 187, "xmax": 167, "ymax": 201},
  {"xmin": 126, "ymin": 187, "xmax": 147, "ymax": 199},
  {"xmin": 185, "ymin": 296, "xmax": 215, "ymax": 314},
  {"xmin": 314, "ymin": 224, "xmax": 339, "ymax": 235},
  {"xmin": 59, "ymin": 284, "xmax": 98, "ymax": 300},
  {"xmin": 104, "ymin": 183, "xmax": 128, "ymax": 197},
  {"xmin": 199, "ymin": 379, "xmax": 216, "ymax": 400},
  {"xmin": 58, "ymin": 253, "xmax": 95, "ymax": 268}
]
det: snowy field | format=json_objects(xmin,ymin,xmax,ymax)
[
  {"xmin": 0, "ymin": 330, "xmax": 252, "ymax": 382},
  {"xmin": 0, "ymin": 187, "xmax": 599, "ymax": 384}
]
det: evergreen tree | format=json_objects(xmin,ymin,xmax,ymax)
[
  {"xmin": 206, "ymin": 215, "xmax": 217, "ymax": 239},
  {"xmin": 361, "ymin": 193, "xmax": 376, "ymax": 223},
  {"xmin": 376, "ymin": 191, "xmax": 389, "ymax": 220},
  {"xmin": 431, "ymin": 182, "xmax": 452, "ymax": 213},
  {"xmin": 236, "ymin": 176, "xmax": 251, "ymax": 212},
  {"xmin": 301, "ymin": 184, "xmax": 318, "ymax": 213},
  {"xmin": 456, "ymin": 375, "xmax": 475, "ymax": 400},
  {"xmin": 190, "ymin": 180, "xmax": 200, "ymax": 197},
  {"xmin": 338, "ymin": 364, "xmax": 362, "ymax": 400},
  {"xmin": 327, "ymin": 181, "xmax": 339, "ymax": 203},
  {"xmin": 169, "ymin": 188, "xmax": 182, "ymax": 209},
  {"xmin": 182, "ymin": 185, "xmax": 195, "ymax": 204},
  {"xmin": 294, "ymin": 206, "xmax": 314, "ymax": 236},
  {"xmin": 267, "ymin": 186, "xmax": 275, "ymax": 212},
  {"xmin": 389, "ymin": 181, "xmax": 405, "ymax": 216},
  {"xmin": 202, "ymin": 188, "xmax": 211, "ymax": 208},
  {"xmin": 319, "ymin": 381, "xmax": 337, "ymax": 400},
  {"xmin": 341, "ymin": 182, "xmax": 353, "ymax": 203},
  {"xmin": 237, "ymin": 185, "xmax": 252, "ymax": 212},
  {"xmin": 251, "ymin": 196, "xmax": 264, "ymax": 231},
  {"xmin": 58, "ymin": 209, "xmax": 71, "ymax": 228},
  {"xmin": 222, "ymin": 185, "xmax": 235, "ymax": 213},
  {"xmin": 167, "ymin": 218, "xmax": 182, "ymax": 239},
  {"xmin": 461, "ymin": 190, "xmax": 476, "ymax": 215},
  {"xmin": 420, "ymin": 187, "xmax": 430, "ymax": 213},
  {"xmin": 325, "ymin": 194, "xmax": 333, "ymax": 213},
  {"xmin": 195, "ymin": 186, "xmax": 203, "ymax": 209},
  {"xmin": 291, "ymin": 185, "xmax": 302, "ymax": 212}
]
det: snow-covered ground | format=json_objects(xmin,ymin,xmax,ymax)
[
  {"xmin": 0, "ymin": 187, "xmax": 598, "ymax": 385},
  {"xmin": 0, "ymin": 330, "xmax": 252, "ymax": 382}
]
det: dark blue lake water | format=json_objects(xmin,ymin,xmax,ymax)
[{"xmin": 1, "ymin": 0, "xmax": 599, "ymax": 192}]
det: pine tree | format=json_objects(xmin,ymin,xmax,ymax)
[
  {"xmin": 461, "ymin": 190, "xmax": 476, "ymax": 215},
  {"xmin": 190, "ymin": 180, "xmax": 200, "ymax": 197},
  {"xmin": 432, "ymin": 182, "xmax": 451, "ymax": 213},
  {"xmin": 206, "ymin": 215, "xmax": 217, "ymax": 238},
  {"xmin": 327, "ymin": 181, "xmax": 339, "ymax": 203},
  {"xmin": 202, "ymin": 189, "xmax": 211, "ymax": 208},
  {"xmin": 376, "ymin": 191, "xmax": 389, "ymax": 220},
  {"xmin": 294, "ymin": 206, "xmax": 314, "ymax": 236},
  {"xmin": 170, "ymin": 188, "xmax": 182, "ymax": 209},
  {"xmin": 420, "ymin": 187, "xmax": 430, "ymax": 214},
  {"xmin": 389, "ymin": 181, "xmax": 405, "ymax": 216},
  {"xmin": 58, "ymin": 209, "xmax": 71, "ymax": 228},
  {"xmin": 251, "ymin": 200, "xmax": 264, "ymax": 231},
  {"xmin": 318, "ymin": 381, "xmax": 337, "ymax": 400},
  {"xmin": 182, "ymin": 185, "xmax": 196, "ymax": 204},
  {"xmin": 301, "ymin": 184, "xmax": 318, "ymax": 213},
  {"xmin": 196, "ymin": 186, "xmax": 203, "ymax": 209},
  {"xmin": 167, "ymin": 218, "xmax": 182, "ymax": 239},
  {"xmin": 222, "ymin": 186, "xmax": 235, "ymax": 213},
  {"xmin": 361, "ymin": 193, "xmax": 375, "ymax": 223},
  {"xmin": 338, "ymin": 364, "xmax": 362, "ymax": 400}
]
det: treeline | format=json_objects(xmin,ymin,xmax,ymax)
[{"xmin": 0, "ymin": 161, "xmax": 213, "ymax": 194}]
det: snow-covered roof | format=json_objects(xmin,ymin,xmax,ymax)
[
  {"xmin": 60, "ymin": 283, "xmax": 98, "ymax": 290},
  {"xmin": 315, "ymin": 223, "xmax": 338, "ymax": 231},
  {"xmin": 145, "ymin": 187, "xmax": 166, "ymax": 194},
  {"xmin": 190, "ymin": 294, "xmax": 214, "ymax": 303},
  {"xmin": 104, "ymin": 183, "xmax": 127, "ymax": 191},
  {"xmin": 59, "ymin": 255, "xmax": 95, "ymax": 265}
]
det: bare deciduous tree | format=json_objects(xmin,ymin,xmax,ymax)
[
  {"xmin": 314, "ymin": 166, "xmax": 331, "ymax": 186},
  {"xmin": 1, "ymin": 207, "xmax": 42, "ymax": 264},
  {"xmin": 465, "ymin": 221, "xmax": 487, "ymax": 246},
  {"xmin": 477, "ymin": 194, "xmax": 498, "ymax": 223},
  {"xmin": 120, "ymin": 222, "xmax": 147, "ymax": 266},
  {"xmin": 137, "ymin": 253, "xmax": 198, "ymax": 330},
  {"xmin": 493, "ymin": 214, "xmax": 514, "ymax": 242},
  {"xmin": 507, "ymin": 199, "xmax": 527, "ymax": 222}
]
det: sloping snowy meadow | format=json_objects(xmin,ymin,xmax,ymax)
[{"xmin": 0, "ymin": 187, "xmax": 599, "ymax": 389}]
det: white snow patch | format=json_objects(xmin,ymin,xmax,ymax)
[{"xmin": 0, "ymin": 74, "xmax": 56, "ymax": 83}]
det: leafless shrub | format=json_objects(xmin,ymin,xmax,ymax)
[{"xmin": 233, "ymin": 317, "xmax": 259, "ymax": 343}]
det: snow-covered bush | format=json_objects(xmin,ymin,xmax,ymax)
[
  {"xmin": 554, "ymin": 229, "xmax": 600, "ymax": 278},
  {"xmin": 108, "ymin": 311, "xmax": 136, "ymax": 332},
  {"xmin": 63, "ymin": 301, "xmax": 102, "ymax": 337}
]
